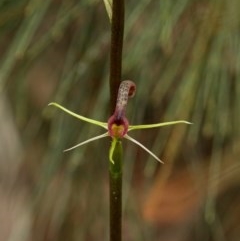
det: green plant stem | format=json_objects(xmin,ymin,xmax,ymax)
[
  {"xmin": 109, "ymin": 0, "xmax": 125, "ymax": 113},
  {"xmin": 109, "ymin": 140, "xmax": 123, "ymax": 241}
]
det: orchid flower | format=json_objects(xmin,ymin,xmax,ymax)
[{"xmin": 48, "ymin": 80, "xmax": 191, "ymax": 163}]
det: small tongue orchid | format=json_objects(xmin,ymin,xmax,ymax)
[{"xmin": 48, "ymin": 80, "xmax": 191, "ymax": 163}]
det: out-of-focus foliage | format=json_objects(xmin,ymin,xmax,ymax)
[
  {"xmin": 0, "ymin": 0, "xmax": 240, "ymax": 240},
  {"xmin": 102, "ymin": 0, "xmax": 112, "ymax": 21}
]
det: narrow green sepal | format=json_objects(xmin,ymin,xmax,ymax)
[
  {"xmin": 48, "ymin": 102, "xmax": 108, "ymax": 129},
  {"xmin": 129, "ymin": 120, "xmax": 192, "ymax": 131}
]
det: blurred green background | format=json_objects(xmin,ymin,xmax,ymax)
[{"xmin": 0, "ymin": 0, "xmax": 240, "ymax": 240}]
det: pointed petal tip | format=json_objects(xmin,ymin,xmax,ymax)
[
  {"xmin": 63, "ymin": 148, "xmax": 70, "ymax": 152},
  {"xmin": 171, "ymin": 120, "xmax": 193, "ymax": 125},
  {"xmin": 154, "ymin": 156, "xmax": 164, "ymax": 164},
  {"xmin": 157, "ymin": 158, "xmax": 164, "ymax": 164},
  {"xmin": 110, "ymin": 158, "xmax": 115, "ymax": 164},
  {"xmin": 48, "ymin": 102, "xmax": 59, "ymax": 108},
  {"xmin": 48, "ymin": 102, "xmax": 55, "ymax": 106}
]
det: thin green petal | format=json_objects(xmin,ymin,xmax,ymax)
[
  {"xmin": 48, "ymin": 102, "xmax": 107, "ymax": 129},
  {"xmin": 129, "ymin": 120, "xmax": 192, "ymax": 131},
  {"xmin": 109, "ymin": 138, "xmax": 117, "ymax": 164},
  {"xmin": 124, "ymin": 134, "xmax": 164, "ymax": 164},
  {"xmin": 64, "ymin": 132, "xmax": 109, "ymax": 152}
]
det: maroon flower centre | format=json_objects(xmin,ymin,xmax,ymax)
[{"xmin": 107, "ymin": 115, "xmax": 129, "ymax": 138}]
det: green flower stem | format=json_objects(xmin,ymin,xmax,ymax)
[{"xmin": 109, "ymin": 139, "xmax": 123, "ymax": 241}]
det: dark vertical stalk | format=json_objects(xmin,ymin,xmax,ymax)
[
  {"xmin": 109, "ymin": 0, "xmax": 125, "ymax": 114},
  {"xmin": 108, "ymin": 0, "xmax": 125, "ymax": 240},
  {"xmin": 109, "ymin": 140, "xmax": 123, "ymax": 241}
]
